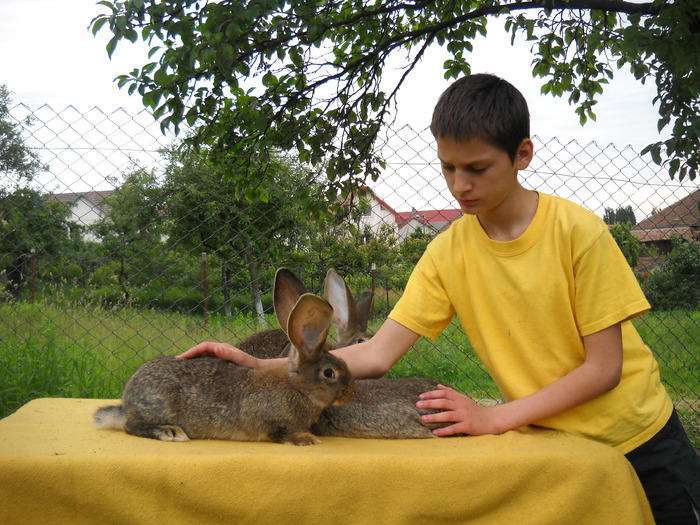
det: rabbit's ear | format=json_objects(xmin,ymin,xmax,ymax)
[
  {"xmin": 356, "ymin": 291, "xmax": 374, "ymax": 333},
  {"xmin": 274, "ymin": 268, "xmax": 308, "ymax": 333},
  {"xmin": 287, "ymin": 294, "xmax": 333, "ymax": 363},
  {"xmin": 324, "ymin": 268, "xmax": 357, "ymax": 333}
]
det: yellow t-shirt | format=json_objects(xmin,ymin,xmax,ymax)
[{"xmin": 389, "ymin": 193, "xmax": 672, "ymax": 453}]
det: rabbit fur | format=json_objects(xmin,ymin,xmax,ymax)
[
  {"xmin": 312, "ymin": 377, "xmax": 451, "ymax": 439},
  {"xmin": 94, "ymin": 293, "xmax": 356, "ymax": 445},
  {"xmin": 240, "ymin": 268, "xmax": 450, "ymax": 439}
]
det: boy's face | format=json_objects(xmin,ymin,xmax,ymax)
[{"xmin": 436, "ymin": 136, "xmax": 533, "ymax": 216}]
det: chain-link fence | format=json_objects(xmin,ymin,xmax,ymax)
[{"xmin": 1, "ymin": 104, "xmax": 698, "ymax": 445}]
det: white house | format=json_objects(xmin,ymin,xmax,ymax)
[
  {"xmin": 46, "ymin": 191, "xmax": 114, "ymax": 242},
  {"xmin": 353, "ymin": 188, "xmax": 461, "ymax": 242}
]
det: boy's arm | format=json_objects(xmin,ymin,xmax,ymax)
[
  {"xmin": 331, "ymin": 319, "xmax": 420, "ymax": 378},
  {"xmin": 177, "ymin": 342, "xmax": 287, "ymax": 368},
  {"xmin": 418, "ymin": 323, "xmax": 624, "ymax": 436},
  {"xmin": 177, "ymin": 319, "xmax": 419, "ymax": 378}
]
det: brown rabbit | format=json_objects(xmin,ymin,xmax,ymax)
[
  {"xmin": 323, "ymin": 269, "xmax": 450, "ymax": 438},
  {"xmin": 324, "ymin": 268, "xmax": 375, "ymax": 347},
  {"xmin": 313, "ymin": 377, "xmax": 452, "ymax": 439},
  {"xmin": 93, "ymin": 294, "xmax": 356, "ymax": 445},
  {"xmin": 240, "ymin": 268, "xmax": 450, "ymax": 439},
  {"xmin": 235, "ymin": 268, "xmax": 308, "ymax": 359}
]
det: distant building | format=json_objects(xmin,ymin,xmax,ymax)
[
  {"xmin": 49, "ymin": 187, "xmax": 462, "ymax": 244},
  {"xmin": 351, "ymin": 188, "xmax": 461, "ymax": 242},
  {"xmin": 631, "ymin": 189, "xmax": 700, "ymax": 253},
  {"xmin": 46, "ymin": 191, "xmax": 114, "ymax": 241}
]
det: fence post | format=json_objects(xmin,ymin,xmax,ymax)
[
  {"xmin": 30, "ymin": 249, "xmax": 36, "ymax": 303},
  {"xmin": 201, "ymin": 252, "xmax": 209, "ymax": 330},
  {"xmin": 370, "ymin": 263, "xmax": 376, "ymax": 321}
]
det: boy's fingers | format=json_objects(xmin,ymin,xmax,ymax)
[
  {"xmin": 416, "ymin": 397, "xmax": 451, "ymax": 411},
  {"xmin": 421, "ymin": 409, "xmax": 454, "ymax": 423},
  {"xmin": 418, "ymin": 389, "xmax": 447, "ymax": 400},
  {"xmin": 176, "ymin": 342, "xmax": 215, "ymax": 359},
  {"xmin": 432, "ymin": 423, "xmax": 464, "ymax": 437}
]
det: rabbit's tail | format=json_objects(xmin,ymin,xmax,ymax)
[{"xmin": 93, "ymin": 404, "xmax": 127, "ymax": 430}]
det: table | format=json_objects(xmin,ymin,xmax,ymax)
[{"xmin": 0, "ymin": 398, "xmax": 654, "ymax": 524}]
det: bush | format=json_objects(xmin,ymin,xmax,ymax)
[
  {"xmin": 645, "ymin": 237, "xmax": 700, "ymax": 310},
  {"xmin": 608, "ymin": 223, "xmax": 640, "ymax": 267}
]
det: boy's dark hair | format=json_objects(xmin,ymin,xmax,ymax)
[{"xmin": 430, "ymin": 74, "xmax": 530, "ymax": 162}]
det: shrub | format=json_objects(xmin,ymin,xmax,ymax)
[
  {"xmin": 608, "ymin": 223, "xmax": 640, "ymax": 267},
  {"xmin": 645, "ymin": 236, "xmax": 700, "ymax": 310}
]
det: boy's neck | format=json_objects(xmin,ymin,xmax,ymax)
[{"xmin": 476, "ymin": 189, "xmax": 539, "ymax": 242}]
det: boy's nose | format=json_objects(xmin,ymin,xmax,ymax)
[{"xmin": 452, "ymin": 172, "xmax": 473, "ymax": 193}]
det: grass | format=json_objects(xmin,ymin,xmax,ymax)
[
  {"xmin": 0, "ymin": 300, "xmax": 267, "ymax": 417},
  {"xmin": 1, "ymin": 301, "xmax": 697, "ymax": 449}
]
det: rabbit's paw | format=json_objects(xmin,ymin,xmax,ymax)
[
  {"xmin": 287, "ymin": 432, "xmax": 321, "ymax": 446},
  {"xmin": 154, "ymin": 425, "xmax": 190, "ymax": 442}
]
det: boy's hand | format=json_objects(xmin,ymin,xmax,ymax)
[
  {"xmin": 177, "ymin": 342, "xmax": 259, "ymax": 368},
  {"xmin": 417, "ymin": 384, "xmax": 502, "ymax": 436}
]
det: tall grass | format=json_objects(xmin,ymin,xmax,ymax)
[
  {"xmin": 1, "ymin": 302, "xmax": 697, "ymax": 449},
  {"xmin": 0, "ymin": 301, "xmax": 267, "ymax": 417}
]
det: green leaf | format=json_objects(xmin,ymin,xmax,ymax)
[
  {"xmin": 91, "ymin": 16, "xmax": 109, "ymax": 36},
  {"xmin": 106, "ymin": 35, "xmax": 119, "ymax": 59}
]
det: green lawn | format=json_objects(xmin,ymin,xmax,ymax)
[{"xmin": 1, "ymin": 302, "xmax": 697, "ymax": 449}]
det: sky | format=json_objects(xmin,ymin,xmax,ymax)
[{"xmin": 0, "ymin": 0, "xmax": 694, "ymax": 218}]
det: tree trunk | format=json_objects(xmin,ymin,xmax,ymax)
[
  {"xmin": 5, "ymin": 253, "xmax": 29, "ymax": 300},
  {"xmin": 222, "ymin": 261, "xmax": 232, "ymax": 320},
  {"xmin": 117, "ymin": 257, "xmax": 130, "ymax": 302},
  {"xmin": 243, "ymin": 237, "xmax": 266, "ymax": 328}
]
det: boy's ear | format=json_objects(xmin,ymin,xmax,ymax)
[{"xmin": 515, "ymin": 138, "xmax": 534, "ymax": 169}]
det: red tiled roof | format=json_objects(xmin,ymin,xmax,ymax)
[
  {"xmin": 396, "ymin": 209, "xmax": 462, "ymax": 225},
  {"xmin": 631, "ymin": 226, "xmax": 696, "ymax": 243},
  {"xmin": 635, "ymin": 189, "xmax": 700, "ymax": 229},
  {"xmin": 344, "ymin": 186, "xmax": 461, "ymax": 226},
  {"xmin": 46, "ymin": 191, "xmax": 114, "ymax": 204}
]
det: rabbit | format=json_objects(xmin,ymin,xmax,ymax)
[
  {"xmin": 237, "ymin": 267, "xmax": 451, "ymax": 439},
  {"xmin": 235, "ymin": 268, "xmax": 309, "ymax": 359},
  {"xmin": 93, "ymin": 293, "xmax": 356, "ymax": 445},
  {"xmin": 312, "ymin": 377, "xmax": 453, "ymax": 439},
  {"xmin": 324, "ymin": 268, "xmax": 375, "ymax": 347}
]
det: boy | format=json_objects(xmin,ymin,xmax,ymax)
[{"xmin": 180, "ymin": 74, "xmax": 699, "ymax": 524}]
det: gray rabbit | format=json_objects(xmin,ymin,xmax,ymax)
[
  {"xmin": 312, "ymin": 376, "xmax": 448, "ymax": 439},
  {"xmin": 235, "ymin": 268, "xmax": 310, "ymax": 359},
  {"xmin": 94, "ymin": 293, "xmax": 356, "ymax": 445},
  {"xmin": 240, "ymin": 267, "xmax": 451, "ymax": 439}
]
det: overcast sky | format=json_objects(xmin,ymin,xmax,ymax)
[{"xmin": 1, "ymin": 0, "xmax": 671, "ymax": 149}]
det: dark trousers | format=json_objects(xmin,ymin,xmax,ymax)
[{"xmin": 625, "ymin": 409, "xmax": 700, "ymax": 525}]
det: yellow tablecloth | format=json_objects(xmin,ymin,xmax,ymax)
[{"xmin": 0, "ymin": 398, "xmax": 653, "ymax": 524}]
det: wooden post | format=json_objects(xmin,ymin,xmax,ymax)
[
  {"xmin": 370, "ymin": 263, "xmax": 376, "ymax": 321},
  {"xmin": 30, "ymin": 249, "xmax": 36, "ymax": 303},
  {"xmin": 201, "ymin": 252, "xmax": 209, "ymax": 330}
]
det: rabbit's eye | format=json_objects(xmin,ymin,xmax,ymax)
[
  {"xmin": 323, "ymin": 368, "xmax": 337, "ymax": 379},
  {"xmin": 356, "ymin": 338, "xmax": 366, "ymax": 344}
]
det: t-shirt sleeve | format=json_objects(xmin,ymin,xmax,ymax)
[
  {"xmin": 573, "ymin": 226, "xmax": 651, "ymax": 337},
  {"xmin": 388, "ymin": 249, "xmax": 456, "ymax": 341}
]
